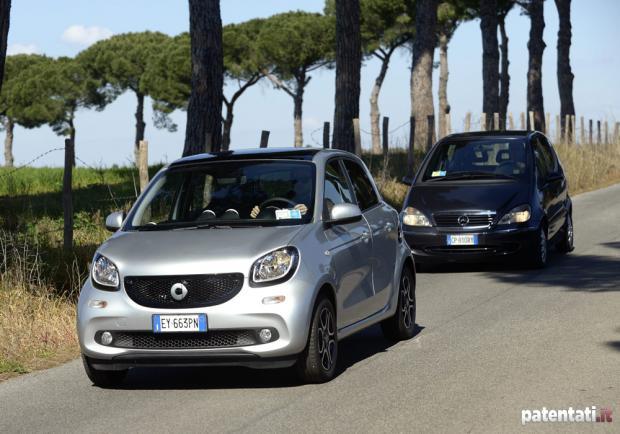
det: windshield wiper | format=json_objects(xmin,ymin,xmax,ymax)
[{"xmin": 427, "ymin": 171, "xmax": 517, "ymax": 182}]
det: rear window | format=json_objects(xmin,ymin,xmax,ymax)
[{"xmin": 421, "ymin": 139, "xmax": 528, "ymax": 182}]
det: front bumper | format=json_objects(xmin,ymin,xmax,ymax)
[
  {"xmin": 77, "ymin": 276, "xmax": 315, "ymax": 370},
  {"xmin": 404, "ymin": 225, "xmax": 538, "ymax": 263}
]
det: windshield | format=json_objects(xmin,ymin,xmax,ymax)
[
  {"xmin": 421, "ymin": 138, "xmax": 528, "ymax": 182},
  {"xmin": 126, "ymin": 160, "xmax": 315, "ymax": 230}
]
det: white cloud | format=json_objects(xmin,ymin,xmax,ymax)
[
  {"xmin": 61, "ymin": 25, "xmax": 113, "ymax": 46},
  {"xmin": 7, "ymin": 43, "xmax": 40, "ymax": 55}
]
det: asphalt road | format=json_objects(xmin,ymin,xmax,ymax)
[{"xmin": 1, "ymin": 184, "xmax": 618, "ymax": 433}]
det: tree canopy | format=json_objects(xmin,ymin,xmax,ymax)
[{"xmin": 0, "ymin": 54, "xmax": 55, "ymax": 128}]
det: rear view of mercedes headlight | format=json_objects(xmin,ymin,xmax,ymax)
[
  {"xmin": 92, "ymin": 253, "xmax": 120, "ymax": 290},
  {"xmin": 251, "ymin": 247, "xmax": 299, "ymax": 286}
]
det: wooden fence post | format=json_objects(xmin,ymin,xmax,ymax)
[
  {"xmin": 508, "ymin": 113, "xmax": 514, "ymax": 130},
  {"xmin": 604, "ymin": 121, "xmax": 609, "ymax": 145},
  {"xmin": 259, "ymin": 130, "xmax": 270, "ymax": 148},
  {"xmin": 589, "ymin": 119, "xmax": 593, "ymax": 145},
  {"xmin": 407, "ymin": 117, "xmax": 415, "ymax": 179},
  {"xmin": 614, "ymin": 122, "xmax": 620, "ymax": 144},
  {"xmin": 464, "ymin": 112, "xmax": 471, "ymax": 132},
  {"xmin": 445, "ymin": 113, "xmax": 451, "ymax": 135},
  {"xmin": 597, "ymin": 120, "xmax": 601, "ymax": 145},
  {"xmin": 571, "ymin": 115, "xmax": 576, "ymax": 144},
  {"xmin": 555, "ymin": 115, "xmax": 561, "ymax": 142},
  {"xmin": 381, "ymin": 116, "xmax": 389, "ymax": 161},
  {"xmin": 353, "ymin": 118, "xmax": 362, "ymax": 156},
  {"xmin": 545, "ymin": 113, "xmax": 550, "ymax": 136},
  {"xmin": 528, "ymin": 111, "xmax": 535, "ymax": 131},
  {"xmin": 138, "ymin": 140, "xmax": 149, "ymax": 193},
  {"xmin": 63, "ymin": 138, "xmax": 73, "ymax": 254},
  {"xmin": 322, "ymin": 122, "xmax": 330, "ymax": 149},
  {"xmin": 580, "ymin": 116, "xmax": 585, "ymax": 145},
  {"xmin": 426, "ymin": 115, "xmax": 435, "ymax": 149},
  {"xmin": 564, "ymin": 114, "xmax": 570, "ymax": 143},
  {"xmin": 493, "ymin": 113, "xmax": 499, "ymax": 131},
  {"xmin": 481, "ymin": 113, "xmax": 486, "ymax": 131}
]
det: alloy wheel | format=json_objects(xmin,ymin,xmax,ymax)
[
  {"xmin": 401, "ymin": 274, "xmax": 415, "ymax": 330},
  {"xmin": 540, "ymin": 228, "xmax": 547, "ymax": 264},
  {"xmin": 317, "ymin": 307, "xmax": 336, "ymax": 371}
]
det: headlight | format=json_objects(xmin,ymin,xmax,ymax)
[
  {"xmin": 92, "ymin": 254, "xmax": 120, "ymax": 290},
  {"xmin": 402, "ymin": 207, "xmax": 432, "ymax": 227},
  {"xmin": 251, "ymin": 247, "xmax": 299, "ymax": 286},
  {"xmin": 498, "ymin": 204, "xmax": 531, "ymax": 225}
]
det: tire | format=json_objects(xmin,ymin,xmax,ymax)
[
  {"xmin": 82, "ymin": 355, "xmax": 127, "ymax": 388},
  {"xmin": 529, "ymin": 225, "xmax": 548, "ymax": 268},
  {"xmin": 556, "ymin": 213, "xmax": 574, "ymax": 253},
  {"xmin": 381, "ymin": 265, "xmax": 416, "ymax": 341},
  {"xmin": 296, "ymin": 297, "xmax": 338, "ymax": 383}
]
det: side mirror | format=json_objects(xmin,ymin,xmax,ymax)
[
  {"xmin": 105, "ymin": 211, "xmax": 125, "ymax": 232},
  {"xmin": 326, "ymin": 203, "xmax": 363, "ymax": 225},
  {"xmin": 401, "ymin": 175, "xmax": 414, "ymax": 186}
]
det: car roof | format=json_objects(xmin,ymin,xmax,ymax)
[
  {"xmin": 169, "ymin": 147, "xmax": 355, "ymax": 167},
  {"xmin": 440, "ymin": 130, "xmax": 537, "ymax": 141}
]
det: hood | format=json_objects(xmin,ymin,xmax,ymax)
[
  {"xmin": 406, "ymin": 181, "xmax": 529, "ymax": 214},
  {"xmin": 97, "ymin": 225, "xmax": 305, "ymax": 278}
]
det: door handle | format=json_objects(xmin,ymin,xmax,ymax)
[
  {"xmin": 385, "ymin": 223, "xmax": 394, "ymax": 232},
  {"xmin": 361, "ymin": 231, "xmax": 370, "ymax": 242}
]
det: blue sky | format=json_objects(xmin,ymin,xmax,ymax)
[{"xmin": 6, "ymin": 0, "xmax": 620, "ymax": 167}]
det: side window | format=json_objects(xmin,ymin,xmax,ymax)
[
  {"xmin": 539, "ymin": 137, "xmax": 559, "ymax": 173},
  {"xmin": 323, "ymin": 160, "xmax": 354, "ymax": 219},
  {"xmin": 343, "ymin": 160, "xmax": 379, "ymax": 211},
  {"xmin": 532, "ymin": 139, "xmax": 552, "ymax": 183}
]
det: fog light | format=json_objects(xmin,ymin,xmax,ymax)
[
  {"xmin": 262, "ymin": 296, "xmax": 285, "ymax": 305},
  {"xmin": 101, "ymin": 331, "xmax": 113, "ymax": 346},
  {"xmin": 258, "ymin": 329, "xmax": 272, "ymax": 343},
  {"xmin": 88, "ymin": 299, "xmax": 107, "ymax": 309}
]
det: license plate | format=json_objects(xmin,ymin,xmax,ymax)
[
  {"xmin": 152, "ymin": 314, "xmax": 207, "ymax": 333},
  {"xmin": 447, "ymin": 234, "xmax": 478, "ymax": 246}
]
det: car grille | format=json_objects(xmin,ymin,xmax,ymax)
[
  {"xmin": 104, "ymin": 330, "xmax": 259, "ymax": 349},
  {"xmin": 124, "ymin": 273, "xmax": 244, "ymax": 309},
  {"xmin": 433, "ymin": 213, "xmax": 495, "ymax": 228}
]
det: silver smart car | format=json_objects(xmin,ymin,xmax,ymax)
[{"xmin": 78, "ymin": 148, "xmax": 416, "ymax": 386}]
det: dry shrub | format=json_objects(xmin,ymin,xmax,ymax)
[{"xmin": 0, "ymin": 232, "xmax": 79, "ymax": 379}]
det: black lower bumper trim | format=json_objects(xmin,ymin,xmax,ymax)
[{"xmin": 86, "ymin": 353, "xmax": 298, "ymax": 370}]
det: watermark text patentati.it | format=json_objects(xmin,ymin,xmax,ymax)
[{"xmin": 521, "ymin": 406, "xmax": 612, "ymax": 425}]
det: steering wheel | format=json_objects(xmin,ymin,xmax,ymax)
[{"xmin": 259, "ymin": 197, "xmax": 297, "ymax": 209}]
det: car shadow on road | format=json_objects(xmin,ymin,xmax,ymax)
[
  {"xmin": 114, "ymin": 323, "xmax": 424, "ymax": 391},
  {"xmin": 418, "ymin": 244, "xmax": 619, "ymax": 293}
]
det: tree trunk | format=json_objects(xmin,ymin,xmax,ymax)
[
  {"xmin": 333, "ymin": 0, "xmax": 361, "ymax": 153},
  {"xmin": 222, "ymin": 101, "xmax": 233, "ymax": 151},
  {"xmin": 498, "ymin": 13, "xmax": 510, "ymax": 130},
  {"xmin": 293, "ymin": 72, "xmax": 306, "ymax": 148},
  {"xmin": 0, "ymin": 0, "xmax": 10, "ymax": 96},
  {"xmin": 438, "ymin": 32, "xmax": 449, "ymax": 139},
  {"xmin": 526, "ymin": 0, "xmax": 546, "ymax": 131},
  {"xmin": 3, "ymin": 117, "xmax": 14, "ymax": 167},
  {"xmin": 68, "ymin": 115, "xmax": 76, "ymax": 167},
  {"xmin": 184, "ymin": 0, "xmax": 224, "ymax": 156},
  {"xmin": 369, "ymin": 48, "xmax": 394, "ymax": 154},
  {"xmin": 410, "ymin": 0, "xmax": 438, "ymax": 151},
  {"xmin": 480, "ymin": 0, "xmax": 499, "ymax": 130},
  {"xmin": 555, "ymin": 0, "xmax": 575, "ymax": 137},
  {"xmin": 134, "ymin": 91, "xmax": 146, "ymax": 165}
]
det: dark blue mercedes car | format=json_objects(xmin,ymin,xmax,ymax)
[{"xmin": 401, "ymin": 131, "xmax": 574, "ymax": 268}]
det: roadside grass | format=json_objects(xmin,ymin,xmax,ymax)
[{"xmin": 0, "ymin": 141, "xmax": 618, "ymax": 381}]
